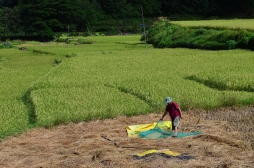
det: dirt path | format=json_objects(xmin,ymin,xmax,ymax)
[{"xmin": 0, "ymin": 108, "xmax": 253, "ymax": 168}]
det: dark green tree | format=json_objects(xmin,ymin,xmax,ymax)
[
  {"xmin": 18, "ymin": 0, "xmax": 104, "ymax": 37},
  {"xmin": 97, "ymin": 0, "xmax": 161, "ymax": 18},
  {"xmin": 18, "ymin": 0, "xmax": 55, "ymax": 37},
  {"xmin": 75, "ymin": 0, "xmax": 104, "ymax": 32},
  {"xmin": 1, "ymin": 6, "xmax": 20, "ymax": 36},
  {"xmin": 0, "ymin": 8, "xmax": 3, "ymax": 34},
  {"xmin": 0, "ymin": 0, "xmax": 19, "ymax": 7},
  {"xmin": 1, "ymin": 0, "xmax": 254, "ymax": 39},
  {"xmin": 127, "ymin": 0, "xmax": 161, "ymax": 16}
]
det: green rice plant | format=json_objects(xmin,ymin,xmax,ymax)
[
  {"xmin": 31, "ymin": 86, "xmax": 151, "ymax": 127},
  {"xmin": 1, "ymin": 31, "xmax": 254, "ymax": 140},
  {"xmin": 170, "ymin": 19, "xmax": 254, "ymax": 30},
  {"xmin": 0, "ymin": 48, "xmax": 65, "ymax": 138},
  {"xmin": 0, "ymin": 100, "xmax": 29, "ymax": 139},
  {"xmin": 30, "ymin": 42, "xmax": 254, "ymax": 114}
]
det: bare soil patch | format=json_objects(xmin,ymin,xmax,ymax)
[{"xmin": 0, "ymin": 107, "xmax": 253, "ymax": 168}]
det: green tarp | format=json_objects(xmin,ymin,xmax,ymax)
[{"xmin": 126, "ymin": 121, "xmax": 202, "ymax": 139}]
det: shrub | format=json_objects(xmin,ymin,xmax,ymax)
[
  {"xmin": 237, "ymin": 37, "xmax": 249, "ymax": 49},
  {"xmin": 226, "ymin": 40, "xmax": 237, "ymax": 49},
  {"xmin": 56, "ymin": 37, "xmax": 68, "ymax": 43},
  {"xmin": 76, "ymin": 38, "xmax": 93, "ymax": 44},
  {"xmin": 81, "ymin": 32, "xmax": 90, "ymax": 37},
  {"xmin": 65, "ymin": 53, "xmax": 77, "ymax": 58},
  {"xmin": 39, "ymin": 27, "xmax": 55, "ymax": 39},
  {"xmin": 248, "ymin": 36, "xmax": 254, "ymax": 50},
  {"xmin": 53, "ymin": 58, "xmax": 62, "ymax": 65},
  {"xmin": 33, "ymin": 49, "xmax": 56, "ymax": 55},
  {"xmin": 0, "ymin": 42, "xmax": 12, "ymax": 48}
]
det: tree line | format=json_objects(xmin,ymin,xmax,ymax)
[{"xmin": 0, "ymin": 0, "xmax": 254, "ymax": 40}]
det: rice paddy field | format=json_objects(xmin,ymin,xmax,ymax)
[
  {"xmin": 171, "ymin": 19, "xmax": 254, "ymax": 30},
  {"xmin": 1, "ymin": 29, "xmax": 254, "ymax": 138},
  {"xmin": 0, "ymin": 19, "xmax": 254, "ymax": 167}
]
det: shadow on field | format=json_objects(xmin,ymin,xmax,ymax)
[
  {"xmin": 104, "ymin": 83, "xmax": 157, "ymax": 109},
  {"xmin": 185, "ymin": 75, "xmax": 254, "ymax": 92},
  {"xmin": 21, "ymin": 89, "xmax": 37, "ymax": 124}
]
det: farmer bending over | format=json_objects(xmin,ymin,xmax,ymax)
[{"xmin": 160, "ymin": 96, "xmax": 182, "ymax": 137}]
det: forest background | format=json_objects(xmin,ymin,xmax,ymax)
[{"xmin": 1, "ymin": 0, "xmax": 254, "ymax": 41}]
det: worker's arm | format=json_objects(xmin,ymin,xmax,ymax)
[
  {"xmin": 178, "ymin": 107, "xmax": 183, "ymax": 119},
  {"xmin": 160, "ymin": 111, "xmax": 168, "ymax": 121}
]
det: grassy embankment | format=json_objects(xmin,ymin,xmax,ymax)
[
  {"xmin": 146, "ymin": 19, "xmax": 254, "ymax": 50},
  {"xmin": 0, "ymin": 19, "xmax": 254, "ymax": 141}
]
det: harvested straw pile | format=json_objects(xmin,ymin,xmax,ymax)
[{"xmin": 0, "ymin": 106, "xmax": 253, "ymax": 167}]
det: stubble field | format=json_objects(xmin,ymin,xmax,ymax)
[{"xmin": 0, "ymin": 106, "xmax": 253, "ymax": 167}]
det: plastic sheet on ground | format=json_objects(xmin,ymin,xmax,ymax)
[
  {"xmin": 126, "ymin": 121, "xmax": 202, "ymax": 139},
  {"xmin": 133, "ymin": 149, "xmax": 194, "ymax": 160},
  {"xmin": 126, "ymin": 121, "xmax": 172, "ymax": 139}
]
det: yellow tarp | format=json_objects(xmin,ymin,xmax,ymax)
[
  {"xmin": 136, "ymin": 149, "xmax": 180, "ymax": 157},
  {"xmin": 126, "ymin": 121, "xmax": 172, "ymax": 138},
  {"xmin": 133, "ymin": 149, "xmax": 194, "ymax": 160}
]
